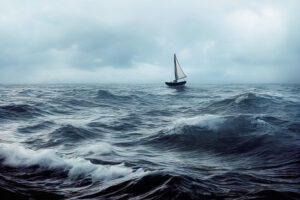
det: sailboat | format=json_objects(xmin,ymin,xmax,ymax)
[{"xmin": 165, "ymin": 54, "xmax": 187, "ymax": 86}]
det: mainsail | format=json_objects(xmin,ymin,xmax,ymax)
[{"xmin": 174, "ymin": 54, "xmax": 187, "ymax": 81}]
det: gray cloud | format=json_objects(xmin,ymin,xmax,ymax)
[{"xmin": 0, "ymin": 0, "xmax": 299, "ymax": 83}]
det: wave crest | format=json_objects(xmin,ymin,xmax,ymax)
[
  {"xmin": 0, "ymin": 143, "xmax": 143, "ymax": 182},
  {"xmin": 205, "ymin": 92, "xmax": 279, "ymax": 113},
  {"xmin": 144, "ymin": 114, "xmax": 286, "ymax": 155}
]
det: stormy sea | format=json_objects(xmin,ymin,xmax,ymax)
[{"xmin": 0, "ymin": 84, "xmax": 299, "ymax": 200}]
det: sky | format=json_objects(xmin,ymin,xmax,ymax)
[{"xmin": 0, "ymin": 0, "xmax": 299, "ymax": 84}]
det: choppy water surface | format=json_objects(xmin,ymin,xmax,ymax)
[{"xmin": 0, "ymin": 84, "xmax": 299, "ymax": 199}]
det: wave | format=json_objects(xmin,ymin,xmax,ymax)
[
  {"xmin": 81, "ymin": 172, "xmax": 205, "ymax": 199},
  {"xmin": 65, "ymin": 98, "xmax": 100, "ymax": 108},
  {"xmin": 18, "ymin": 121, "xmax": 55, "ymax": 134},
  {"xmin": 47, "ymin": 125, "xmax": 99, "ymax": 145},
  {"xmin": 0, "ymin": 143, "xmax": 144, "ymax": 182},
  {"xmin": 88, "ymin": 120, "xmax": 138, "ymax": 131},
  {"xmin": 144, "ymin": 114, "xmax": 298, "ymax": 156},
  {"xmin": 96, "ymin": 89, "xmax": 131, "ymax": 100},
  {"xmin": 0, "ymin": 104, "xmax": 45, "ymax": 120},
  {"xmin": 204, "ymin": 92, "xmax": 280, "ymax": 113},
  {"xmin": 95, "ymin": 89, "xmax": 141, "ymax": 103},
  {"xmin": 96, "ymin": 89, "xmax": 118, "ymax": 98},
  {"xmin": 145, "ymin": 109, "xmax": 174, "ymax": 117},
  {"xmin": 0, "ymin": 143, "xmax": 145, "ymax": 199},
  {"xmin": 80, "ymin": 171, "xmax": 300, "ymax": 200},
  {"xmin": 22, "ymin": 124, "xmax": 103, "ymax": 148},
  {"xmin": 76, "ymin": 142, "xmax": 113, "ymax": 156},
  {"xmin": 0, "ymin": 187, "xmax": 64, "ymax": 200}
]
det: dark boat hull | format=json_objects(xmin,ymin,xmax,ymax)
[{"xmin": 165, "ymin": 81, "xmax": 186, "ymax": 86}]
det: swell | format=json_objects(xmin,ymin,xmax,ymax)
[
  {"xmin": 49, "ymin": 125, "xmax": 96, "ymax": 140},
  {"xmin": 144, "ymin": 114, "xmax": 300, "ymax": 158},
  {"xmin": 21, "ymin": 124, "xmax": 104, "ymax": 149},
  {"xmin": 88, "ymin": 121, "xmax": 138, "ymax": 132},
  {"xmin": 81, "ymin": 172, "xmax": 214, "ymax": 200},
  {"xmin": 44, "ymin": 124, "xmax": 102, "ymax": 147},
  {"xmin": 18, "ymin": 121, "xmax": 55, "ymax": 134},
  {"xmin": 0, "ymin": 104, "xmax": 46, "ymax": 120},
  {"xmin": 203, "ymin": 92, "xmax": 282, "ymax": 114},
  {"xmin": 80, "ymin": 171, "xmax": 300, "ymax": 200},
  {"xmin": 95, "ymin": 89, "xmax": 141, "ymax": 103}
]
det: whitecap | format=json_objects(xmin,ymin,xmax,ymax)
[
  {"xmin": 0, "ymin": 143, "xmax": 144, "ymax": 181},
  {"xmin": 173, "ymin": 114, "xmax": 225, "ymax": 132}
]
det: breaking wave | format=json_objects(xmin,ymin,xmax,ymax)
[
  {"xmin": 145, "ymin": 114, "xmax": 299, "ymax": 158},
  {"xmin": 0, "ymin": 143, "xmax": 144, "ymax": 182}
]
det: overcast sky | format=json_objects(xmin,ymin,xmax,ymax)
[{"xmin": 0, "ymin": 0, "xmax": 299, "ymax": 84}]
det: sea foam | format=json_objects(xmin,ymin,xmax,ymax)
[
  {"xmin": 0, "ymin": 143, "xmax": 143, "ymax": 181},
  {"xmin": 173, "ymin": 114, "xmax": 225, "ymax": 132}
]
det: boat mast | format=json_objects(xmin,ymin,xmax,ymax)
[{"xmin": 174, "ymin": 54, "xmax": 178, "ymax": 82}]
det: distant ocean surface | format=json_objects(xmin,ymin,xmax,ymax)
[{"xmin": 0, "ymin": 84, "xmax": 299, "ymax": 200}]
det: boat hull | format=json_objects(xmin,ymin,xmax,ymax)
[{"xmin": 165, "ymin": 81, "xmax": 186, "ymax": 86}]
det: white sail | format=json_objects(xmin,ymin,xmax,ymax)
[{"xmin": 174, "ymin": 54, "xmax": 187, "ymax": 80}]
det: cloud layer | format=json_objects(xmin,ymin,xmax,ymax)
[{"xmin": 0, "ymin": 0, "xmax": 299, "ymax": 83}]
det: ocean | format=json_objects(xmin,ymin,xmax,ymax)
[{"xmin": 0, "ymin": 84, "xmax": 299, "ymax": 199}]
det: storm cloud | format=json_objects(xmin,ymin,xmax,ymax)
[{"xmin": 0, "ymin": 0, "xmax": 299, "ymax": 83}]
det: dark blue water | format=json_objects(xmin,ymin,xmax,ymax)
[{"xmin": 0, "ymin": 84, "xmax": 299, "ymax": 199}]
